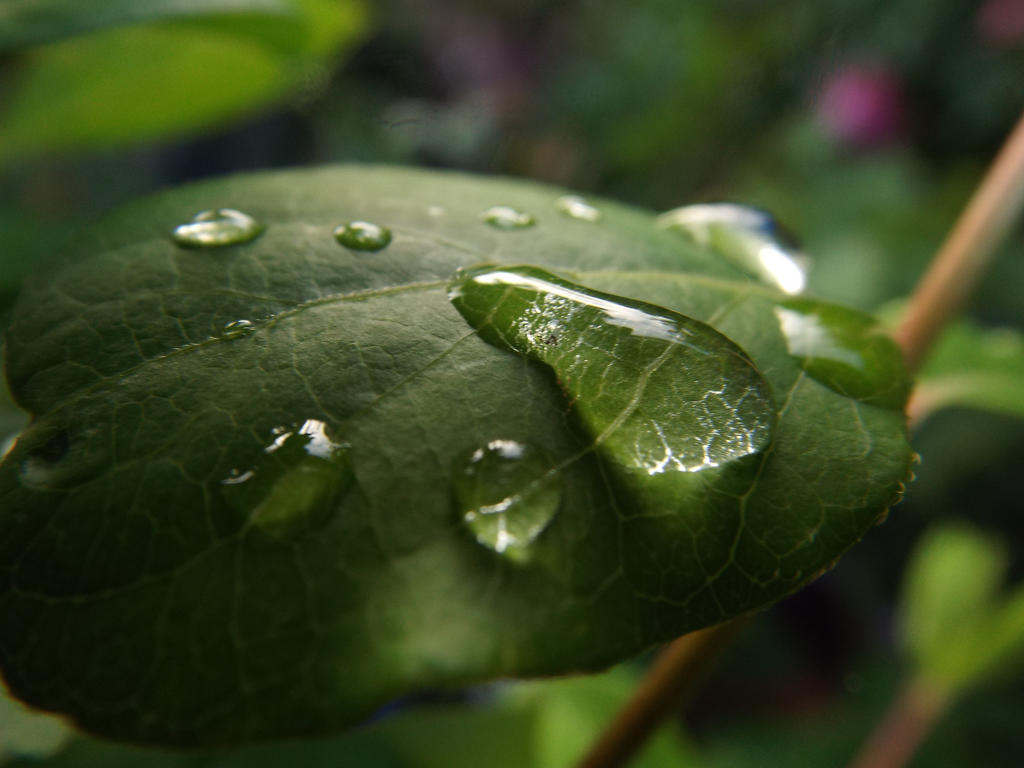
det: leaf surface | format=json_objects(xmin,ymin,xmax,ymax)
[{"xmin": 0, "ymin": 166, "xmax": 912, "ymax": 745}]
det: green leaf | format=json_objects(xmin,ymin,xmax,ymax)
[
  {"xmin": 901, "ymin": 523, "xmax": 1024, "ymax": 694},
  {"xmin": 0, "ymin": 353, "xmax": 28, "ymax": 456},
  {"xmin": 0, "ymin": 166, "xmax": 913, "ymax": 745},
  {"xmin": 0, "ymin": 0, "xmax": 292, "ymax": 52},
  {"xmin": 911, "ymin": 321, "xmax": 1024, "ymax": 424},
  {"xmin": 0, "ymin": 0, "xmax": 368, "ymax": 164},
  {"xmin": 4, "ymin": 667, "xmax": 697, "ymax": 768},
  {"xmin": 901, "ymin": 524, "xmax": 1006, "ymax": 687}
]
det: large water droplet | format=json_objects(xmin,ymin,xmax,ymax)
[
  {"xmin": 481, "ymin": 206, "xmax": 535, "ymax": 230},
  {"xmin": 171, "ymin": 208, "xmax": 264, "ymax": 248},
  {"xmin": 334, "ymin": 221, "xmax": 392, "ymax": 252},
  {"xmin": 449, "ymin": 266, "xmax": 775, "ymax": 479},
  {"xmin": 453, "ymin": 439, "xmax": 561, "ymax": 560},
  {"xmin": 774, "ymin": 300, "xmax": 910, "ymax": 409},
  {"xmin": 657, "ymin": 203, "xmax": 806, "ymax": 294},
  {"xmin": 555, "ymin": 195, "xmax": 602, "ymax": 222},
  {"xmin": 221, "ymin": 419, "xmax": 353, "ymax": 539}
]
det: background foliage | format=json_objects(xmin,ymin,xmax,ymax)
[{"xmin": 1, "ymin": 0, "xmax": 1022, "ymax": 765}]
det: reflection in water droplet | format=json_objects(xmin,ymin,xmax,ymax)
[
  {"xmin": 223, "ymin": 319, "xmax": 255, "ymax": 335},
  {"xmin": 1, "ymin": 433, "xmax": 17, "ymax": 462},
  {"xmin": 334, "ymin": 221, "xmax": 392, "ymax": 252},
  {"xmin": 657, "ymin": 203, "xmax": 806, "ymax": 294},
  {"xmin": 222, "ymin": 468, "xmax": 255, "ymax": 485},
  {"xmin": 481, "ymin": 206, "xmax": 535, "ymax": 230},
  {"xmin": 454, "ymin": 439, "xmax": 561, "ymax": 559},
  {"xmin": 774, "ymin": 300, "xmax": 910, "ymax": 409},
  {"xmin": 171, "ymin": 208, "xmax": 264, "ymax": 248},
  {"xmin": 221, "ymin": 419, "xmax": 353, "ymax": 539},
  {"xmin": 449, "ymin": 266, "xmax": 775, "ymax": 479},
  {"xmin": 555, "ymin": 195, "xmax": 602, "ymax": 222}
]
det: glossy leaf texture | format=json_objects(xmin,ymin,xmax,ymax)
[
  {"xmin": 0, "ymin": 0, "xmax": 367, "ymax": 164},
  {"xmin": 0, "ymin": 166, "xmax": 913, "ymax": 746}
]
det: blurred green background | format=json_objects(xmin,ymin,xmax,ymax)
[{"xmin": 1, "ymin": 0, "xmax": 1023, "ymax": 765}]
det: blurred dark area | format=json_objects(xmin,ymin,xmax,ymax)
[{"xmin": 1, "ymin": 1, "xmax": 1023, "ymax": 766}]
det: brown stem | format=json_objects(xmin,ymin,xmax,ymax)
[
  {"xmin": 577, "ymin": 113, "xmax": 1024, "ymax": 768},
  {"xmin": 895, "ymin": 111, "xmax": 1024, "ymax": 374},
  {"xmin": 575, "ymin": 619, "xmax": 745, "ymax": 768},
  {"xmin": 846, "ymin": 677, "xmax": 950, "ymax": 768}
]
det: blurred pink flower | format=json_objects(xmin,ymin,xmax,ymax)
[
  {"xmin": 816, "ymin": 65, "xmax": 908, "ymax": 149},
  {"xmin": 976, "ymin": 0, "xmax": 1024, "ymax": 48}
]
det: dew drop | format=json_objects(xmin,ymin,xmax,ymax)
[
  {"xmin": 171, "ymin": 208, "xmax": 264, "ymax": 248},
  {"xmin": 657, "ymin": 203, "xmax": 806, "ymax": 294},
  {"xmin": 223, "ymin": 319, "xmax": 255, "ymax": 335},
  {"xmin": 449, "ymin": 265, "xmax": 775, "ymax": 481},
  {"xmin": 334, "ymin": 221, "xmax": 392, "ymax": 252},
  {"xmin": 555, "ymin": 195, "xmax": 602, "ymax": 222},
  {"xmin": 774, "ymin": 300, "xmax": 910, "ymax": 409},
  {"xmin": 481, "ymin": 206, "xmax": 535, "ymax": 230},
  {"xmin": 453, "ymin": 439, "xmax": 561, "ymax": 560},
  {"xmin": 221, "ymin": 419, "xmax": 353, "ymax": 539}
]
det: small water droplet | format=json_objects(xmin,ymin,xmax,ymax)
[
  {"xmin": 555, "ymin": 195, "xmax": 602, "ymax": 222},
  {"xmin": 774, "ymin": 300, "xmax": 910, "ymax": 409},
  {"xmin": 221, "ymin": 419, "xmax": 352, "ymax": 539},
  {"xmin": 449, "ymin": 266, "xmax": 775, "ymax": 480},
  {"xmin": 454, "ymin": 439, "xmax": 561, "ymax": 560},
  {"xmin": 223, "ymin": 319, "xmax": 255, "ymax": 335},
  {"xmin": 657, "ymin": 203, "xmax": 806, "ymax": 294},
  {"xmin": 171, "ymin": 208, "xmax": 264, "ymax": 248},
  {"xmin": 481, "ymin": 206, "xmax": 535, "ymax": 230},
  {"xmin": 334, "ymin": 221, "xmax": 392, "ymax": 252}
]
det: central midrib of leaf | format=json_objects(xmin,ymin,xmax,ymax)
[{"xmin": 21, "ymin": 254, "xmax": 783, "ymax": 419}]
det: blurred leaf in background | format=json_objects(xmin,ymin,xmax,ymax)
[
  {"xmin": 910, "ymin": 321, "xmax": 1024, "ymax": 425},
  {"xmin": 0, "ymin": 0, "xmax": 369, "ymax": 164},
  {"xmin": 0, "ymin": 0, "xmax": 291, "ymax": 50},
  {"xmin": 901, "ymin": 523, "xmax": 1024, "ymax": 696},
  {"xmin": 0, "ymin": 689, "xmax": 71, "ymax": 766}
]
